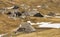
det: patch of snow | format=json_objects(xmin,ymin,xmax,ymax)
[
  {"xmin": 36, "ymin": 22, "xmax": 41, "ymax": 24},
  {"xmin": 55, "ymin": 16, "xmax": 60, "ymax": 18},
  {"xmin": 27, "ymin": 21, "xmax": 60, "ymax": 28},
  {"xmin": 44, "ymin": 15, "xmax": 52, "ymax": 17},
  {"xmin": 20, "ymin": 16, "xmax": 26, "ymax": 19},
  {"xmin": 32, "ymin": 8, "xmax": 37, "ymax": 11},
  {"xmin": 27, "ymin": 21, "xmax": 36, "ymax": 25},
  {"xmin": 0, "ymin": 33, "xmax": 7, "ymax": 37},
  {"xmin": 39, "ymin": 22, "xmax": 60, "ymax": 28},
  {"xmin": 6, "ymin": 6, "xmax": 14, "ymax": 9},
  {"xmin": 37, "ymin": 5, "xmax": 41, "ymax": 8}
]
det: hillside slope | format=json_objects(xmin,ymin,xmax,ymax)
[{"xmin": 0, "ymin": 0, "xmax": 60, "ymax": 37}]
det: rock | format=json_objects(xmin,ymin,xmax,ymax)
[
  {"xmin": 20, "ymin": 22, "xmax": 36, "ymax": 32},
  {"xmin": 13, "ymin": 5, "xmax": 19, "ymax": 9},
  {"xmin": 6, "ymin": 12, "xmax": 12, "ymax": 15},
  {"xmin": 14, "ymin": 12, "xmax": 22, "ymax": 17},
  {"xmin": 15, "ymin": 22, "xmax": 36, "ymax": 33},
  {"xmin": 47, "ymin": 12, "xmax": 56, "ymax": 16},
  {"xmin": 22, "ymin": 10, "xmax": 39, "ymax": 16},
  {"xmin": 34, "ymin": 13, "xmax": 44, "ymax": 17}
]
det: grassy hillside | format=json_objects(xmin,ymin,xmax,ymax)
[
  {"xmin": 0, "ymin": 0, "xmax": 60, "ymax": 37},
  {"xmin": 0, "ymin": 0, "xmax": 60, "ymax": 14}
]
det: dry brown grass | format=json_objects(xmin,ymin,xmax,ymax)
[
  {"xmin": 16, "ymin": 28, "xmax": 60, "ymax": 37},
  {"xmin": 0, "ymin": 14, "xmax": 22, "ymax": 34},
  {"xmin": 0, "ymin": 0, "xmax": 60, "ymax": 37}
]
